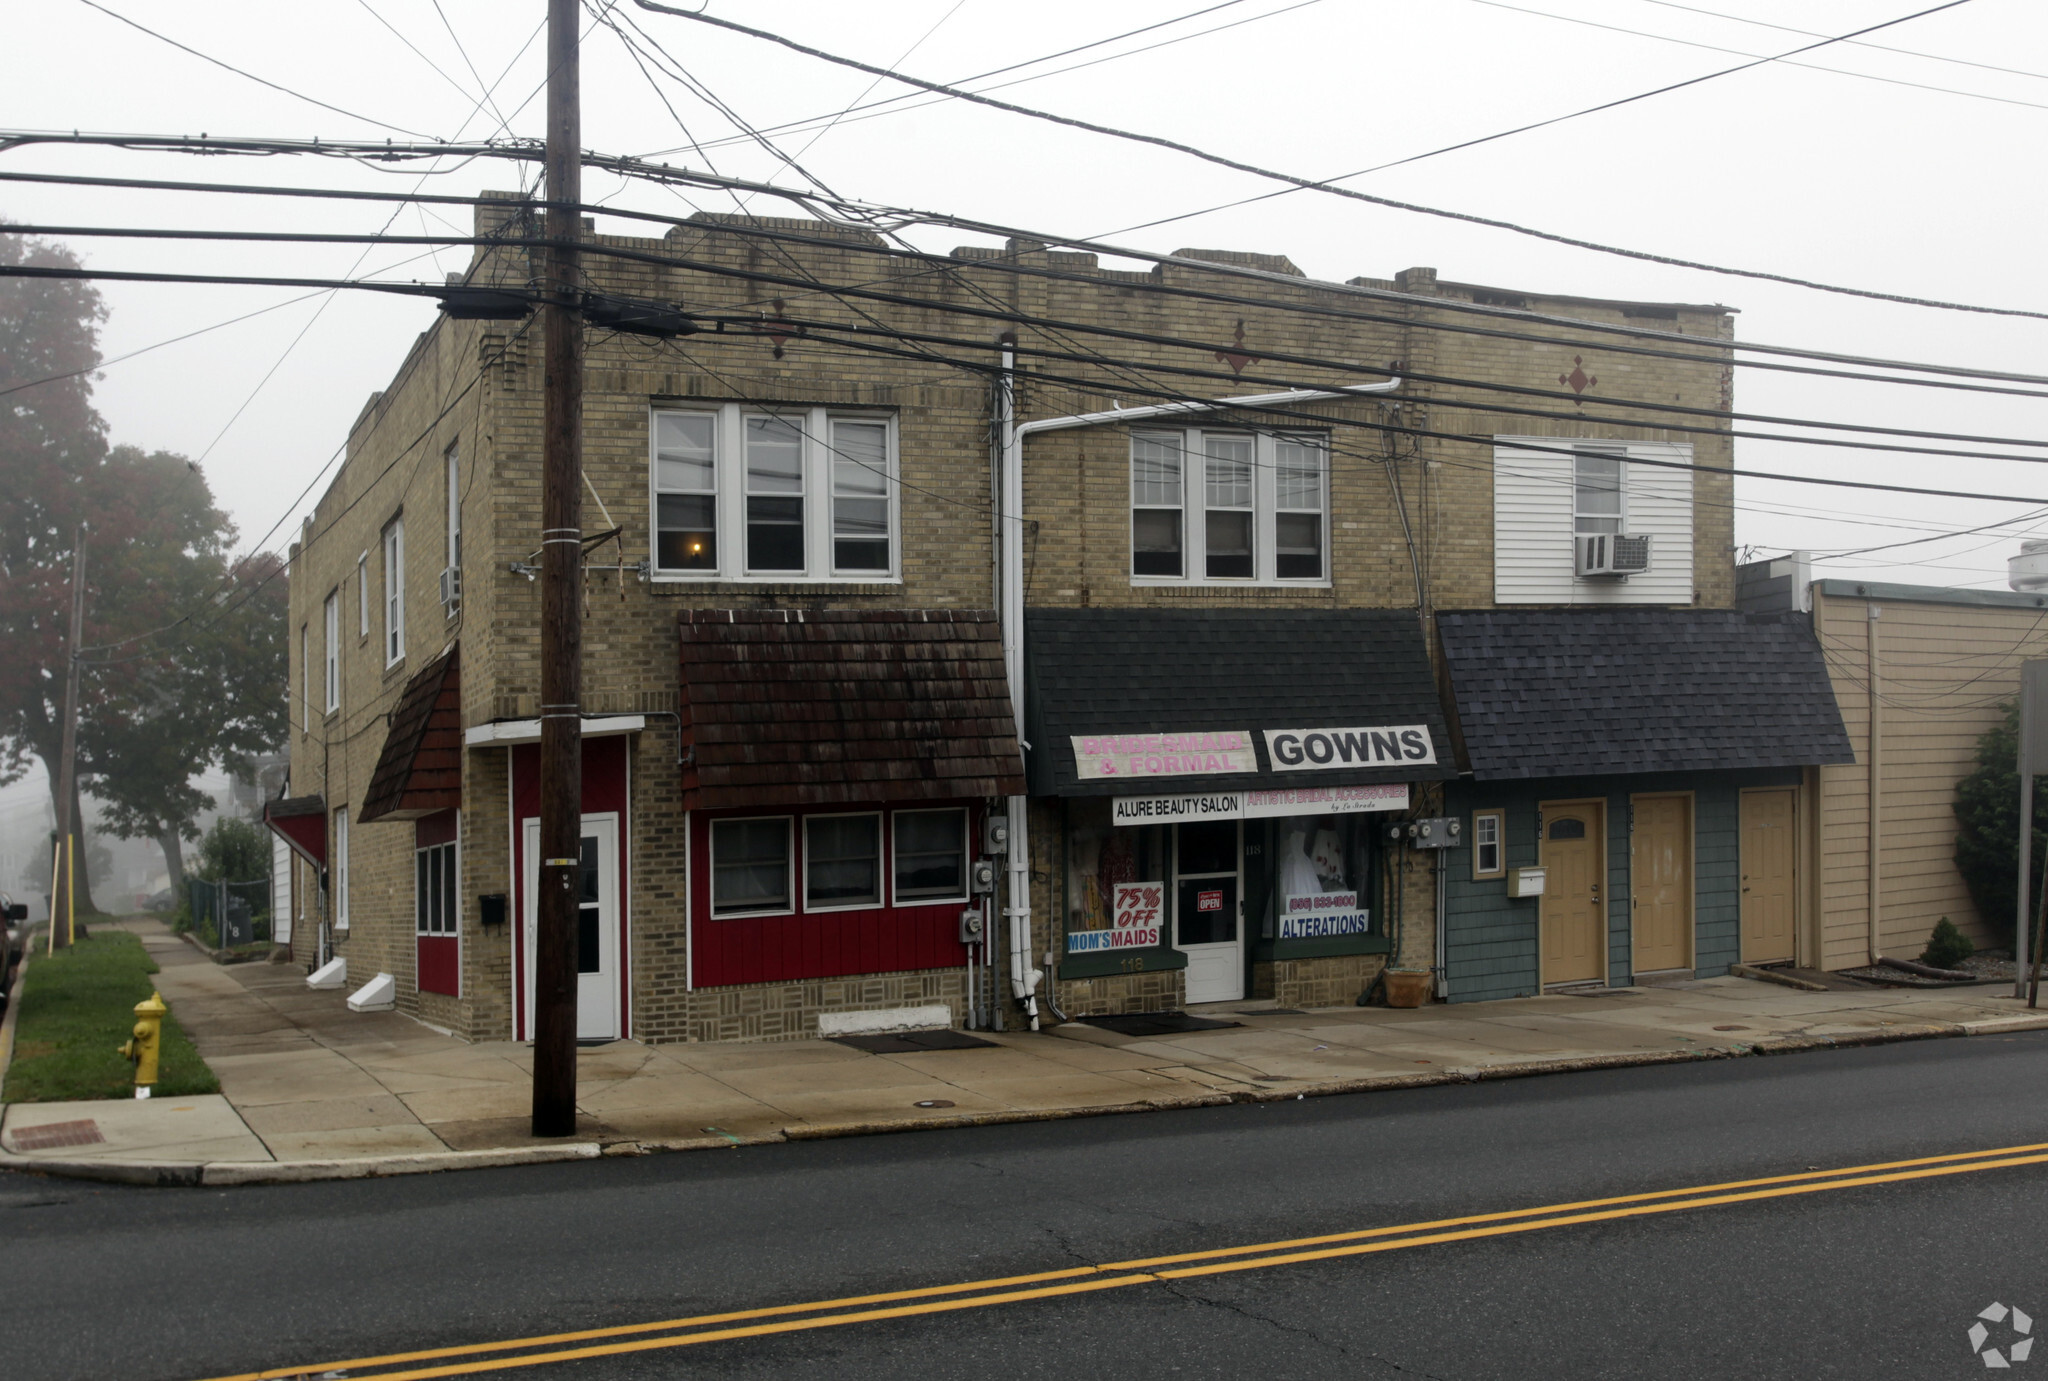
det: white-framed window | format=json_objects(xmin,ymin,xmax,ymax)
[
  {"xmin": 1472, "ymin": 809, "xmax": 1505, "ymax": 881},
  {"xmin": 1573, "ymin": 444, "xmax": 1626, "ymax": 536},
  {"xmin": 356, "ymin": 552, "xmax": 370, "ymax": 639},
  {"xmin": 381, "ymin": 517, "xmax": 405, "ymax": 665},
  {"xmin": 893, "ymin": 807, "xmax": 968, "ymax": 903},
  {"xmin": 710, "ymin": 816, "xmax": 793, "ymax": 916},
  {"xmin": 416, "ymin": 838, "xmax": 458, "ymax": 935},
  {"xmin": 333, "ymin": 807, "xmax": 350, "ymax": 931},
  {"xmin": 803, "ymin": 813, "xmax": 882, "ymax": 911},
  {"xmin": 651, "ymin": 404, "xmax": 899, "ymax": 581},
  {"xmin": 444, "ymin": 442, "xmax": 461, "ymax": 615},
  {"xmin": 1130, "ymin": 428, "xmax": 1329, "ymax": 584},
  {"xmin": 322, "ymin": 589, "xmax": 340, "ymax": 714}
]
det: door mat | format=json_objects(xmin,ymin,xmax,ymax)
[
  {"xmin": 831, "ymin": 1030, "xmax": 998, "ymax": 1053},
  {"xmin": 1080, "ymin": 1012, "xmax": 1243, "ymax": 1037}
]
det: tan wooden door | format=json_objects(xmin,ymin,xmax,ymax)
[
  {"xmin": 1740, "ymin": 788, "xmax": 1797, "ymax": 964},
  {"xmin": 1540, "ymin": 801, "xmax": 1605, "ymax": 984},
  {"xmin": 1631, "ymin": 794, "xmax": 1694, "ymax": 975}
]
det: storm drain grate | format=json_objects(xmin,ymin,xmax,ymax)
[
  {"xmin": 7, "ymin": 1119, "xmax": 105, "ymax": 1152},
  {"xmin": 831, "ymin": 1030, "xmax": 998, "ymax": 1053}
]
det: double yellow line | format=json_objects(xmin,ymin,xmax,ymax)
[{"xmin": 205, "ymin": 1139, "xmax": 2048, "ymax": 1381}]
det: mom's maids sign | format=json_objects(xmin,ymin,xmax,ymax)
[
  {"xmin": 1070, "ymin": 731, "xmax": 1254, "ymax": 781},
  {"xmin": 1068, "ymin": 882, "xmax": 1166, "ymax": 953}
]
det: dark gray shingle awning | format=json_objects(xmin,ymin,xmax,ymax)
[
  {"xmin": 1024, "ymin": 608, "xmax": 1452, "ymax": 797},
  {"xmin": 1436, "ymin": 608, "xmax": 1854, "ymax": 781}
]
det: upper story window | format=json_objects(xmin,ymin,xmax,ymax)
[
  {"xmin": 356, "ymin": 552, "xmax": 370, "ymax": 639},
  {"xmin": 382, "ymin": 517, "xmax": 405, "ymax": 666},
  {"xmin": 1130, "ymin": 429, "xmax": 1328, "ymax": 585},
  {"xmin": 322, "ymin": 590, "xmax": 340, "ymax": 714},
  {"xmin": 444, "ymin": 442, "xmax": 462, "ymax": 615},
  {"xmin": 1573, "ymin": 445, "xmax": 1625, "ymax": 535},
  {"xmin": 652, "ymin": 404, "xmax": 898, "ymax": 582}
]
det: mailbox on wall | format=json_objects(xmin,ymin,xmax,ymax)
[{"xmin": 1507, "ymin": 867, "xmax": 1547, "ymax": 899}]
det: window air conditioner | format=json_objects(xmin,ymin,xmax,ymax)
[
  {"xmin": 1576, "ymin": 532, "xmax": 1652, "ymax": 578},
  {"xmin": 438, "ymin": 566, "xmax": 462, "ymax": 606}
]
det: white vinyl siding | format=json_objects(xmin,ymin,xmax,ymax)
[
  {"xmin": 271, "ymin": 833, "xmax": 293, "ymax": 944},
  {"xmin": 333, "ymin": 807, "xmax": 350, "ymax": 931},
  {"xmin": 1492, "ymin": 437, "xmax": 1694, "ymax": 604}
]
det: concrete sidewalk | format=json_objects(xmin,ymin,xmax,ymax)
[{"xmin": 7, "ymin": 917, "xmax": 2048, "ymax": 1185}]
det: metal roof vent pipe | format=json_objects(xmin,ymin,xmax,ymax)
[{"xmin": 2009, "ymin": 540, "xmax": 2048, "ymax": 592}]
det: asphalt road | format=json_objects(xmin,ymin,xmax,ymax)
[{"xmin": 10, "ymin": 1032, "xmax": 2048, "ymax": 1381}]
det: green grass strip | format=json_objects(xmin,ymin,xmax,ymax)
[{"xmin": 3, "ymin": 932, "xmax": 219, "ymax": 1103}]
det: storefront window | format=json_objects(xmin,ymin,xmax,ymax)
[
  {"xmin": 804, "ymin": 814, "xmax": 881, "ymax": 909},
  {"xmin": 1065, "ymin": 797, "xmax": 1169, "ymax": 953},
  {"xmin": 895, "ymin": 808, "xmax": 967, "ymax": 900},
  {"xmin": 1254, "ymin": 813, "xmax": 1374, "ymax": 941},
  {"xmin": 712, "ymin": 817, "xmax": 792, "ymax": 915}
]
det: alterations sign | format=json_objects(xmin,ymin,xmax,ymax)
[
  {"xmin": 1071, "ymin": 731, "xmax": 1255, "ymax": 782},
  {"xmin": 1262, "ymin": 725, "xmax": 1436, "ymax": 771},
  {"xmin": 1278, "ymin": 890, "xmax": 1372, "ymax": 941},
  {"xmin": 1068, "ymin": 882, "xmax": 1166, "ymax": 953}
]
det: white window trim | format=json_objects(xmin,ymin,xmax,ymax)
[
  {"xmin": 300, "ymin": 624, "xmax": 311, "ymax": 738},
  {"xmin": 890, "ymin": 806, "xmax": 970, "ymax": 906},
  {"xmin": 649, "ymin": 404, "xmax": 902, "ymax": 584},
  {"xmin": 709, "ymin": 815, "xmax": 796, "ymax": 918},
  {"xmin": 333, "ymin": 808, "xmax": 350, "ymax": 931},
  {"xmin": 322, "ymin": 589, "xmax": 340, "ymax": 714},
  {"xmin": 382, "ymin": 518, "xmax": 406, "ymax": 666},
  {"xmin": 1572, "ymin": 443, "xmax": 1629, "ymax": 536},
  {"xmin": 356, "ymin": 552, "xmax": 370, "ymax": 639},
  {"xmin": 801, "ymin": 811, "xmax": 885, "ymax": 913},
  {"xmin": 1472, "ymin": 809, "xmax": 1506, "ymax": 881},
  {"xmin": 415, "ymin": 834, "xmax": 460, "ymax": 936},
  {"xmin": 1129, "ymin": 427, "xmax": 1332, "ymax": 587}
]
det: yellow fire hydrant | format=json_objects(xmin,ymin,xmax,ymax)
[{"xmin": 118, "ymin": 990, "xmax": 167, "ymax": 1100}]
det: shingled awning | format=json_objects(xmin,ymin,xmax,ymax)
[
  {"xmin": 1024, "ymin": 608, "xmax": 1452, "ymax": 797},
  {"xmin": 676, "ymin": 610, "xmax": 1024, "ymax": 810},
  {"xmin": 263, "ymin": 794, "xmax": 327, "ymax": 868},
  {"xmin": 359, "ymin": 644, "xmax": 463, "ymax": 822},
  {"xmin": 1436, "ymin": 608, "xmax": 1854, "ymax": 780}
]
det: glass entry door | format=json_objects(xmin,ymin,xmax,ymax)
[
  {"xmin": 521, "ymin": 813, "xmax": 621, "ymax": 1041},
  {"xmin": 1176, "ymin": 819, "xmax": 1243, "ymax": 1003}
]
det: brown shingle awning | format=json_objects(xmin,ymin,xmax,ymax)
[
  {"xmin": 263, "ymin": 795, "xmax": 327, "ymax": 868},
  {"xmin": 678, "ymin": 609, "xmax": 1024, "ymax": 810},
  {"xmin": 359, "ymin": 644, "xmax": 463, "ymax": 823}
]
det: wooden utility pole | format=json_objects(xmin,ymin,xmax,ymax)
[
  {"xmin": 51, "ymin": 524, "xmax": 87, "ymax": 952},
  {"xmin": 532, "ymin": 0, "xmax": 584, "ymax": 1137}
]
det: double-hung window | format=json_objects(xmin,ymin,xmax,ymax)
[
  {"xmin": 894, "ymin": 808, "xmax": 967, "ymax": 902},
  {"xmin": 804, "ymin": 814, "xmax": 881, "ymax": 910},
  {"xmin": 711, "ymin": 817, "xmax": 793, "ymax": 916},
  {"xmin": 321, "ymin": 590, "xmax": 340, "ymax": 715},
  {"xmin": 381, "ymin": 518, "xmax": 405, "ymax": 665},
  {"xmin": 652, "ymin": 404, "xmax": 898, "ymax": 580},
  {"xmin": 1573, "ymin": 445, "xmax": 1626, "ymax": 536},
  {"xmin": 1130, "ymin": 428, "xmax": 1328, "ymax": 584}
]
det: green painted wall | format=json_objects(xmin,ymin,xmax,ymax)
[{"xmin": 1442, "ymin": 767, "xmax": 1800, "ymax": 1004}]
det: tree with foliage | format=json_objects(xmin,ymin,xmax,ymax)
[
  {"xmin": 1953, "ymin": 700, "xmax": 2044, "ymax": 948},
  {"xmin": 193, "ymin": 815, "xmax": 271, "ymax": 884},
  {"xmin": 0, "ymin": 226, "xmax": 288, "ymax": 910}
]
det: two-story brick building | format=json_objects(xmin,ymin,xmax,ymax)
[{"xmin": 268, "ymin": 191, "xmax": 1847, "ymax": 1043}]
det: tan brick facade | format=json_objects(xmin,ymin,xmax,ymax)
[{"xmin": 283, "ymin": 199, "xmax": 1734, "ymax": 1042}]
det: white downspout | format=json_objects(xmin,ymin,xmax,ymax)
[
  {"xmin": 997, "ymin": 340, "xmax": 1041, "ymax": 1028},
  {"xmin": 993, "ymin": 366, "xmax": 1404, "ymax": 1029}
]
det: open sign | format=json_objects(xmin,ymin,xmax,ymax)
[{"xmin": 1197, "ymin": 889, "xmax": 1224, "ymax": 912}]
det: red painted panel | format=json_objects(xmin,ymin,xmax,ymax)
[
  {"xmin": 690, "ymin": 800, "xmax": 978, "ymax": 988},
  {"xmin": 415, "ymin": 810, "xmax": 459, "ymax": 848},
  {"xmin": 418, "ymin": 935, "xmax": 460, "ymax": 996}
]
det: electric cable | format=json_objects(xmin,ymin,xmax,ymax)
[{"xmin": 631, "ymin": 0, "xmax": 2044, "ymax": 322}]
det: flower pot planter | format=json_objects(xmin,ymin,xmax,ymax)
[{"xmin": 1383, "ymin": 969, "xmax": 1433, "ymax": 1008}]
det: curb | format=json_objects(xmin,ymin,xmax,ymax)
[
  {"xmin": 1728, "ymin": 963, "xmax": 1829, "ymax": 993},
  {"xmin": 5, "ymin": 1014, "xmax": 2047, "ymax": 1186}
]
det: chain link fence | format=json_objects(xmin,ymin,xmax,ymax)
[{"xmin": 187, "ymin": 878, "xmax": 272, "ymax": 951}]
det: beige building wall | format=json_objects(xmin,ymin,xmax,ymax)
[
  {"xmin": 285, "ymin": 200, "xmax": 1737, "ymax": 1039},
  {"xmin": 1812, "ymin": 581, "xmax": 2048, "ymax": 970}
]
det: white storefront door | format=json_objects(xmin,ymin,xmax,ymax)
[
  {"xmin": 521, "ymin": 813, "xmax": 621, "ymax": 1041},
  {"xmin": 1176, "ymin": 820, "xmax": 1243, "ymax": 1004}
]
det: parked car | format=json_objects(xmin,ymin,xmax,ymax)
[{"xmin": 143, "ymin": 887, "xmax": 176, "ymax": 913}]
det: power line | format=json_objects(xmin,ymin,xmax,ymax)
[
  {"xmin": 16, "ymin": 152, "xmax": 2048, "ymax": 397},
  {"xmin": 630, "ymin": 0, "xmax": 2042, "ymax": 322},
  {"xmin": 21, "ymin": 224, "xmax": 2048, "ymax": 463},
  {"xmin": 74, "ymin": 0, "xmax": 437, "ymax": 140},
  {"xmin": 1636, "ymin": 0, "xmax": 2048, "ymax": 83}
]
